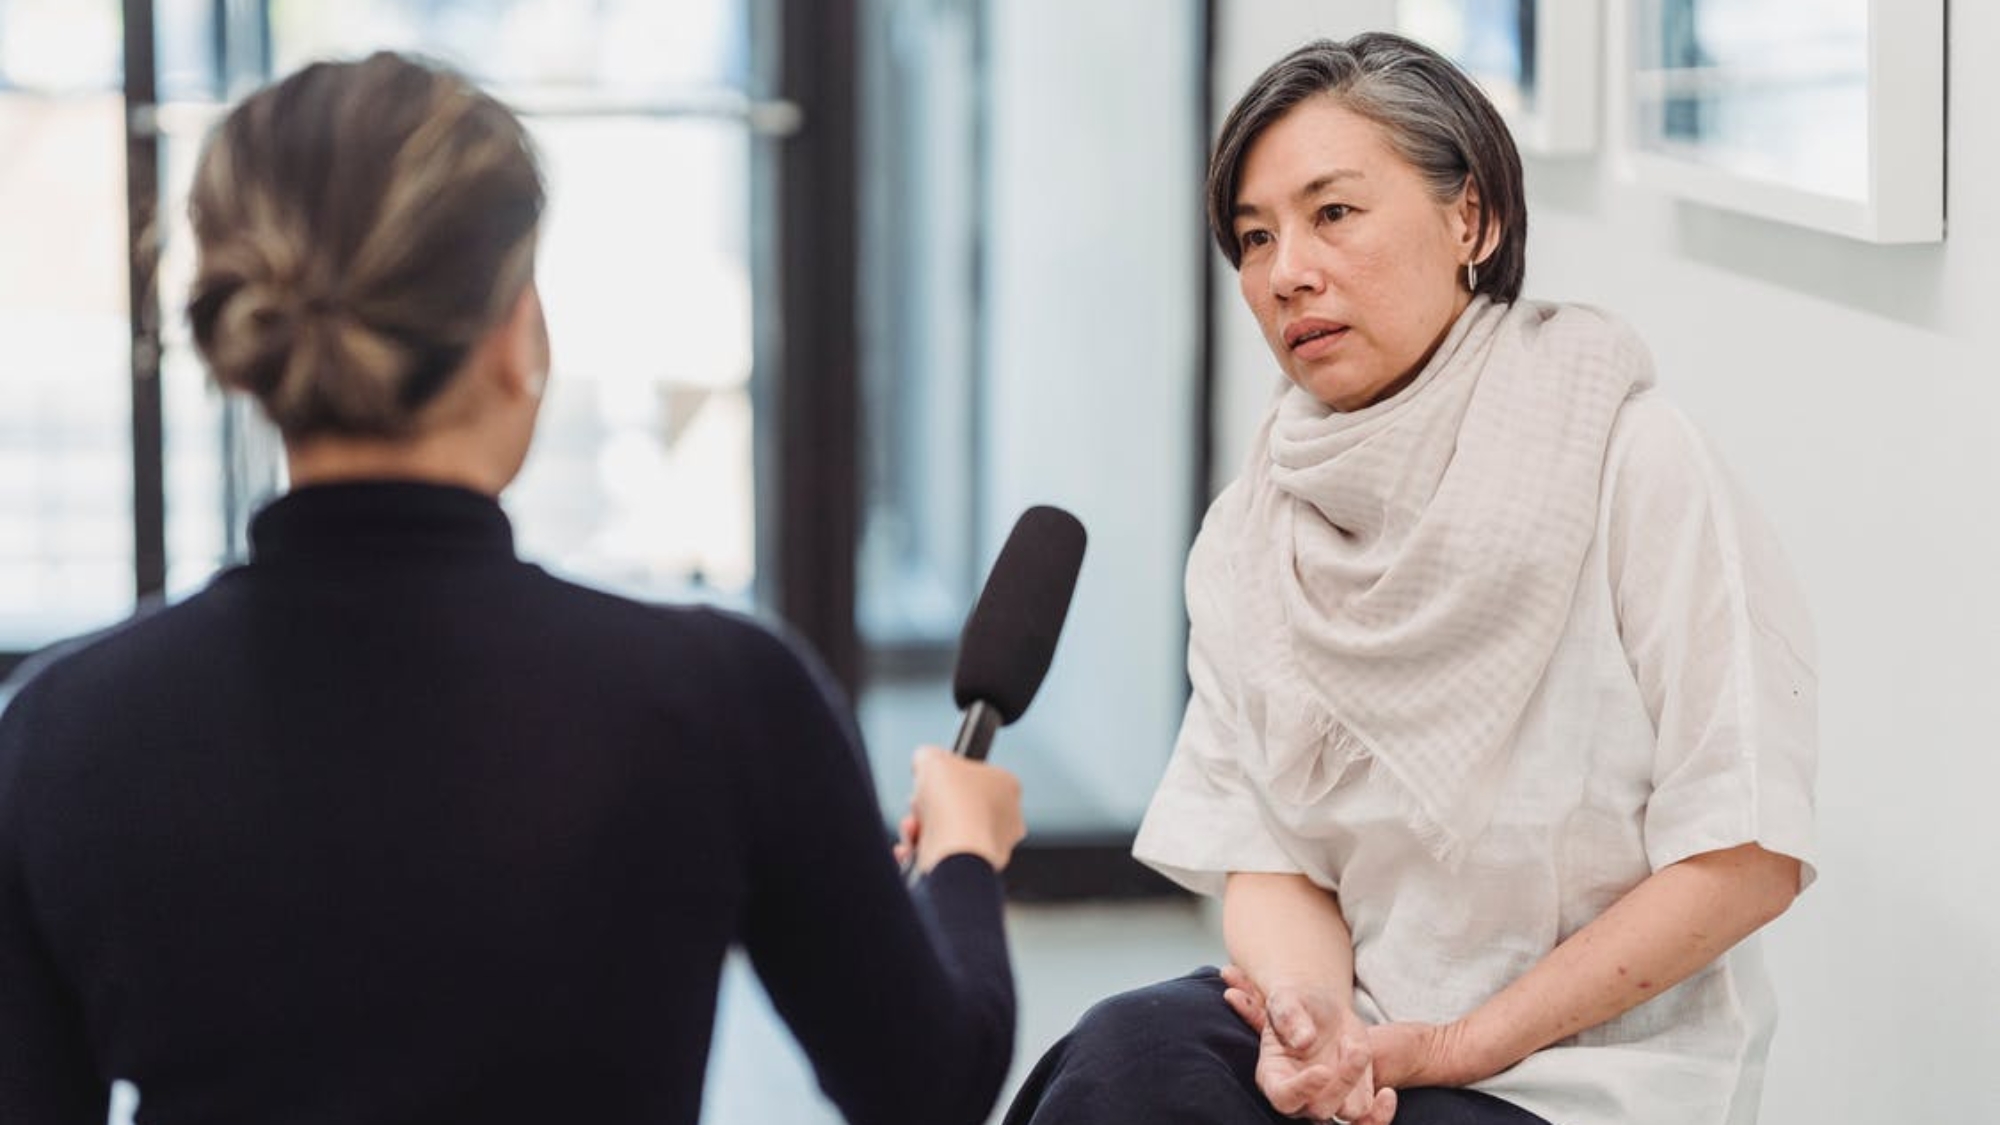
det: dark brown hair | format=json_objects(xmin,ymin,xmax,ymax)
[
  {"xmin": 186, "ymin": 52, "xmax": 544, "ymax": 438},
  {"xmin": 1206, "ymin": 33, "xmax": 1527, "ymax": 302}
]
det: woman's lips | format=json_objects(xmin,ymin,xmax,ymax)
[{"xmin": 1285, "ymin": 319, "xmax": 1348, "ymax": 359}]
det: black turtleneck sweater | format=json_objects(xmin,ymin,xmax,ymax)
[{"xmin": 0, "ymin": 482, "xmax": 1012, "ymax": 1125}]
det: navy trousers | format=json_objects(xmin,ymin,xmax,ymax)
[{"xmin": 1002, "ymin": 968, "xmax": 1554, "ymax": 1125}]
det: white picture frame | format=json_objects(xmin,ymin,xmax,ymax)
[
  {"xmin": 1622, "ymin": 0, "xmax": 1944, "ymax": 244},
  {"xmin": 1397, "ymin": 0, "xmax": 1600, "ymax": 155}
]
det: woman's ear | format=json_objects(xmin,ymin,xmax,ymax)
[
  {"xmin": 494, "ymin": 283, "xmax": 550, "ymax": 401},
  {"xmin": 1452, "ymin": 177, "xmax": 1501, "ymax": 267}
]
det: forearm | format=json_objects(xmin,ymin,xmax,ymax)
[
  {"xmin": 1447, "ymin": 843, "xmax": 1801, "ymax": 1082},
  {"xmin": 903, "ymin": 855, "xmax": 1016, "ymax": 1124},
  {"xmin": 1224, "ymin": 872, "xmax": 1356, "ymax": 1000}
]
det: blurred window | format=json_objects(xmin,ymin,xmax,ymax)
[
  {"xmin": 0, "ymin": 0, "xmax": 135, "ymax": 652},
  {"xmin": 2, "ymin": 0, "xmax": 767, "ymax": 667},
  {"xmin": 857, "ymin": 0, "xmax": 982, "ymax": 657},
  {"xmin": 853, "ymin": 0, "xmax": 1208, "ymax": 842},
  {"xmin": 270, "ymin": 0, "xmax": 760, "ymax": 606}
]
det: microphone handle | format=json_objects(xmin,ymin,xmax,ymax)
[
  {"xmin": 902, "ymin": 700, "xmax": 1003, "ymax": 886},
  {"xmin": 951, "ymin": 699, "xmax": 1002, "ymax": 760}
]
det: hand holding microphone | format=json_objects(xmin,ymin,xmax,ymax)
[
  {"xmin": 899, "ymin": 746, "xmax": 1026, "ymax": 873},
  {"xmin": 898, "ymin": 506, "xmax": 1087, "ymax": 875}
]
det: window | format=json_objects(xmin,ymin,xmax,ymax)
[
  {"xmin": 855, "ymin": 0, "xmax": 1208, "ymax": 847},
  {"xmin": 857, "ymin": 0, "xmax": 984, "ymax": 658},
  {"xmin": 0, "ymin": 0, "xmax": 134, "ymax": 654},
  {"xmin": 0, "ymin": 0, "xmax": 785, "ymax": 684},
  {"xmin": 268, "ymin": 0, "xmax": 765, "ymax": 607}
]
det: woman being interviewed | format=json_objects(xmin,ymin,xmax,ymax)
[
  {"xmin": 1005, "ymin": 33, "xmax": 1815, "ymax": 1125},
  {"xmin": 0, "ymin": 54, "xmax": 1023, "ymax": 1125}
]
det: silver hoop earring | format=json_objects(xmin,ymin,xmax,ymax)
[{"xmin": 1466, "ymin": 261, "xmax": 1479, "ymax": 291}]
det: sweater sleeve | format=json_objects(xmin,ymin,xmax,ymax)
[
  {"xmin": 0, "ymin": 685, "xmax": 111, "ymax": 1124},
  {"xmin": 716, "ymin": 616, "xmax": 1015, "ymax": 1125}
]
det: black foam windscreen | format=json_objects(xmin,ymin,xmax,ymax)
[{"xmin": 951, "ymin": 505, "xmax": 1087, "ymax": 725}]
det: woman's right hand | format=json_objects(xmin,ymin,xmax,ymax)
[
  {"xmin": 895, "ymin": 745, "xmax": 1025, "ymax": 873},
  {"xmin": 1221, "ymin": 965, "xmax": 1398, "ymax": 1125}
]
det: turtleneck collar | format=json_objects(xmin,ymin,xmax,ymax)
[{"xmin": 248, "ymin": 481, "xmax": 517, "ymax": 566}]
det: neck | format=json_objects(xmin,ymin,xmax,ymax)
[{"xmin": 285, "ymin": 433, "xmax": 511, "ymax": 496}]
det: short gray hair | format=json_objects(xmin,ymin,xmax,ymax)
[{"xmin": 1206, "ymin": 33, "xmax": 1527, "ymax": 302}]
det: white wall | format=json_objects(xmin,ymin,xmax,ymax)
[
  {"xmin": 979, "ymin": 0, "xmax": 1205, "ymax": 831},
  {"xmin": 1214, "ymin": 3, "xmax": 2000, "ymax": 1121}
]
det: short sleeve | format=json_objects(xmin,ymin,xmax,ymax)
[
  {"xmin": 1604, "ymin": 395, "xmax": 1819, "ymax": 889},
  {"xmin": 1134, "ymin": 483, "xmax": 1302, "ymax": 897}
]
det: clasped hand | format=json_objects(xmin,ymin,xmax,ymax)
[{"xmin": 1221, "ymin": 965, "xmax": 1471, "ymax": 1124}]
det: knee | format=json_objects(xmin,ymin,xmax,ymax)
[
  {"xmin": 1063, "ymin": 969, "xmax": 1245, "ymax": 1060},
  {"xmin": 1004, "ymin": 970, "xmax": 1262, "ymax": 1125}
]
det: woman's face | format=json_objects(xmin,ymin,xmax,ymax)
[{"xmin": 1231, "ymin": 96, "xmax": 1481, "ymax": 412}]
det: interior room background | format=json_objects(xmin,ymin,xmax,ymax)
[{"xmin": 2, "ymin": 2, "xmax": 1993, "ymax": 1122}]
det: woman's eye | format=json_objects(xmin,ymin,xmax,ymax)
[
  {"xmin": 1238, "ymin": 229, "xmax": 1272, "ymax": 252},
  {"xmin": 1318, "ymin": 203, "xmax": 1352, "ymax": 223}
]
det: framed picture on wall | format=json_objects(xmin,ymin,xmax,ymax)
[
  {"xmin": 1625, "ymin": 0, "xmax": 1944, "ymax": 243},
  {"xmin": 1397, "ymin": 0, "xmax": 1599, "ymax": 155}
]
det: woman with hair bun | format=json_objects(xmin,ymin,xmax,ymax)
[
  {"xmin": 1004, "ymin": 33, "xmax": 1816, "ymax": 1125},
  {"xmin": 0, "ymin": 52, "xmax": 1023, "ymax": 1125}
]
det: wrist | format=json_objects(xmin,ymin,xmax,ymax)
[
  {"xmin": 1250, "ymin": 972, "xmax": 1356, "ymax": 1020},
  {"xmin": 916, "ymin": 833, "xmax": 1006, "ymax": 873},
  {"xmin": 1437, "ymin": 1015, "xmax": 1507, "ymax": 1085}
]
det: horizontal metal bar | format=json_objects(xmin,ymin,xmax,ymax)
[{"xmin": 130, "ymin": 90, "xmax": 803, "ymax": 140}]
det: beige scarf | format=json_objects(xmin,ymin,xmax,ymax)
[{"xmin": 1203, "ymin": 297, "xmax": 1656, "ymax": 861}]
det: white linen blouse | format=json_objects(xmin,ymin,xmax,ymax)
[{"xmin": 1134, "ymin": 390, "xmax": 1818, "ymax": 1125}]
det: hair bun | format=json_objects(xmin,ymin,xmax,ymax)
[
  {"xmin": 208, "ymin": 278, "xmax": 307, "ymax": 393},
  {"xmin": 184, "ymin": 52, "xmax": 544, "ymax": 440},
  {"xmin": 198, "ymin": 274, "xmax": 411, "ymax": 434},
  {"xmin": 299, "ymin": 293, "xmax": 343, "ymax": 319}
]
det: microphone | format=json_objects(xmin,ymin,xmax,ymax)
[{"xmin": 949, "ymin": 505, "xmax": 1088, "ymax": 761}]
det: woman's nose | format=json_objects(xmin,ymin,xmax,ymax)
[{"xmin": 1266, "ymin": 233, "xmax": 1324, "ymax": 298}]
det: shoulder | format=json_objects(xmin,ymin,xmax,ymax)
[
  {"xmin": 1597, "ymin": 390, "xmax": 1730, "ymax": 558},
  {"xmin": 1605, "ymin": 390, "xmax": 1713, "ymax": 487},
  {"xmin": 1191, "ymin": 478, "xmax": 1249, "ymax": 558},
  {"xmin": 511, "ymin": 570, "xmax": 814, "ymax": 675},
  {"xmin": 680, "ymin": 603, "xmax": 840, "ymax": 695},
  {"xmin": 0, "ymin": 601, "xmax": 185, "ymax": 808},
  {"xmin": 653, "ymin": 604, "xmax": 869, "ymax": 795},
  {"xmin": 1191, "ymin": 397, "xmax": 1283, "ymax": 577},
  {"xmin": 1512, "ymin": 299, "xmax": 1656, "ymax": 376},
  {"xmin": 1497, "ymin": 300, "xmax": 1730, "ymax": 515},
  {"xmin": 2, "ymin": 595, "xmax": 191, "ymax": 717},
  {"xmin": 614, "ymin": 596, "xmax": 855, "ymax": 723},
  {"xmin": 1598, "ymin": 390, "xmax": 1754, "ymax": 542},
  {"xmin": 1596, "ymin": 393, "xmax": 1817, "ymax": 660},
  {"xmin": 1185, "ymin": 476, "xmax": 1254, "ymax": 624}
]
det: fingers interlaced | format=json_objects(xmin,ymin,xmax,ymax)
[
  {"xmin": 1269, "ymin": 997, "xmax": 1317, "ymax": 1053},
  {"xmin": 1228, "ymin": 970, "xmax": 1397, "ymax": 1123},
  {"xmin": 1222, "ymin": 987, "xmax": 1266, "ymax": 1032}
]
